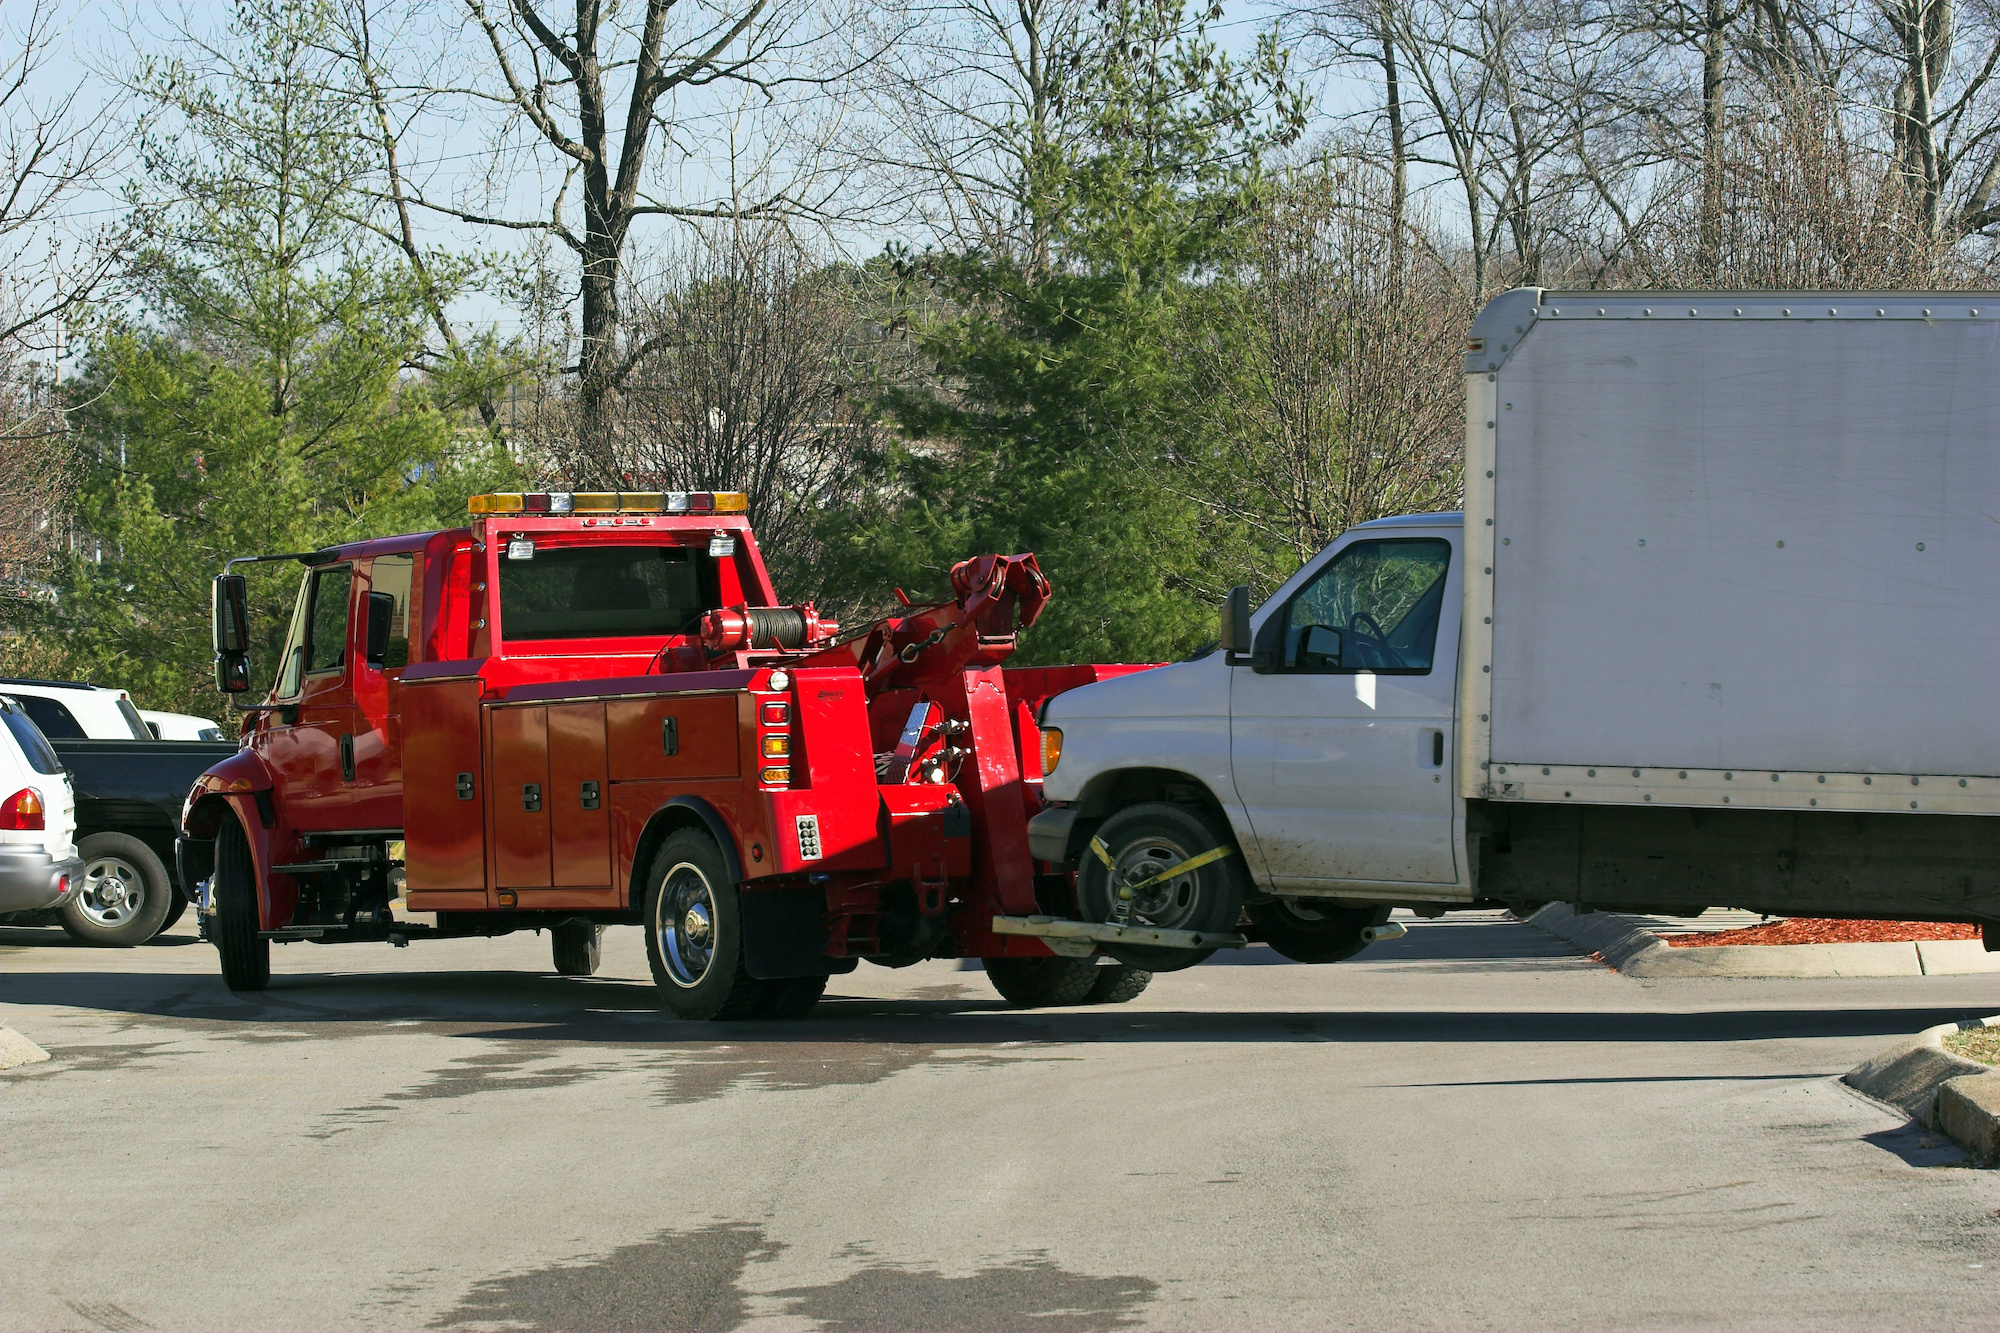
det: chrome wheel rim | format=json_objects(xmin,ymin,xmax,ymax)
[
  {"xmin": 79, "ymin": 855, "xmax": 148, "ymax": 927},
  {"xmin": 1107, "ymin": 835, "xmax": 1203, "ymax": 930},
  {"xmin": 658, "ymin": 861, "xmax": 717, "ymax": 987}
]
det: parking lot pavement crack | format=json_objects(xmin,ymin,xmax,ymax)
[{"xmin": 61, "ymin": 1298, "xmax": 152, "ymax": 1332}]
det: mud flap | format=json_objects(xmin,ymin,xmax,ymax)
[{"xmin": 739, "ymin": 886, "xmax": 856, "ymax": 979}]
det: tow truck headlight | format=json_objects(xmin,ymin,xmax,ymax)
[{"xmin": 1040, "ymin": 728, "xmax": 1062, "ymax": 775}]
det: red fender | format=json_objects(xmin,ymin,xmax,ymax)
[{"xmin": 183, "ymin": 750, "xmax": 296, "ymax": 931}]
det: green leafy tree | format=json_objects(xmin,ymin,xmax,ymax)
[
  {"xmin": 12, "ymin": 0, "xmax": 519, "ymax": 712},
  {"xmin": 821, "ymin": 0, "xmax": 1302, "ymax": 665}
]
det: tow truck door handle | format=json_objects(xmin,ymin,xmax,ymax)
[
  {"xmin": 339, "ymin": 733, "xmax": 355, "ymax": 782},
  {"xmin": 522, "ymin": 783, "xmax": 542, "ymax": 812},
  {"xmin": 662, "ymin": 716, "xmax": 678, "ymax": 756},
  {"xmin": 456, "ymin": 772, "xmax": 474, "ymax": 800},
  {"xmin": 580, "ymin": 780, "xmax": 600, "ymax": 810}
]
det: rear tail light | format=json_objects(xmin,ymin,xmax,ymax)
[
  {"xmin": 760, "ymin": 765, "xmax": 791, "ymax": 786},
  {"xmin": 1, "ymin": 787, "xmax": 45, "ymax": 831}
]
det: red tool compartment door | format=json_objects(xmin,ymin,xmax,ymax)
[
  {"xmin": 488, "ymin": 704, "xmax": 552, "ymax": 890},
  {"xmin": 403, "ymin": 677, "xmax": 486, "ymax": 892},
  {"xmin": 606, "ymin": 694, "xmax": 742, "ymax": 780},
  {"xmin": 548, "ymin": 702, "xmax": 610, "ymax": 889}
]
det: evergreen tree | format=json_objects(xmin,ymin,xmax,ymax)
[{"xmin": 823, "ymin": 0, "xmax": 1301, "ymax": 664}]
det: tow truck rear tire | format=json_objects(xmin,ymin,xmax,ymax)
[
  {"xmin": 983, "ymin": 956, "xmax": 1099, "ymax": 1006},
  {"xmin": 1076, "ymin": 802, "xmax": 1246, "ymax": 973},
  {"xmin": 757, "ymin": 976, "xmax": 827, "ymax": 1019},
  {"xmin": 1085, "ymin": 962, "xmax": 1152, "ymax": 1004},
  {"xmin": 551, "ymin": 918, "xmax": 602, "ymax": 976},
  {"xmin": 212, "ymin": 819, "xmax": 269, "ymax": 992},
  {"xmin": 643, "ymin": 830, "xmax": 765, "ymax": 1021},
  {"xmin": 1247, "ymin": 899, "xmax": 1391, "ymax": 964}
]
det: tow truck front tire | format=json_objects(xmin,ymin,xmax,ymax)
[
  {"xmin": 212, "ymin": 820, "xmax": 269, "ymax": 992},
  {"xmin": 983, "ymin": 956, "xmax": 1099, "ymax": 1006},
  {"xmin": 644, "ymin": 830, "xmax": 765, "ymax": 1021},
  {"xmin": 551, "ymin": 918, "xmax": 602, "ymax": 976}
]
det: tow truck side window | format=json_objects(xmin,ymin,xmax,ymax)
[
  {"xmin": 499, "ymin": 545, "xmax": 719, "ymax": 641},
  {"xmin": 275, "ymin": 573, "xmax": 312, "ymax": 699},
  {"xmin": 306, "ymin": 566, "xmax": 354, "ymax": 674},
  {"xmin": 277, "ymin": 565, "xmax": 355, "ymax": 699},
  {"xmin": 369, "ymin": 555, "xmax": 415, "ymax": 668}
]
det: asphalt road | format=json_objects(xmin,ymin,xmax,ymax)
[{"xmin": 3, "ymin": 912, "xmax": 1996, "ymax": 1332}]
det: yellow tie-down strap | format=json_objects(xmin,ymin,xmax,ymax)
[{"xmin": 1089, "ymin": 837, "xmax": 1233, "ymax": 895}]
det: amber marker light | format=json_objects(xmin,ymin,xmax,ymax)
[{"xmin": 1040, "ymin": 727, "xmax": 1063, "ymax": 775}]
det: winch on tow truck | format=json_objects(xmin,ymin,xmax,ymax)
[{"xmin": 176, "ymin": 490, "xmax": 1278, "ymax": 1018}]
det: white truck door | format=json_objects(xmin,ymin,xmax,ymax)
[{"xmin": 1229, "ymin": 531, "xmax": 1459, "ymax": 887}]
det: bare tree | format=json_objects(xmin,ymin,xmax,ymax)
[
  {"xmin": 356, "ymin": 0, "xmax": 877, "ymax": 481},
  {"xmin": 614, "ymin": 227, "xmax": 878, "ymax": 597},
  {"xmin": 1, "ymin": 0, "xmax": 139, "ymax": 623},
  {"xmin": 0, "ymin": 0, "xmax": 132, "ymax": 351},
  {"xmin": 862, "ymin": 0, "xmax": 1098, "ymax": 265},
  {"xmin": 1169, "ymin": 160, "xmax": 1465, "ymax": 593}
]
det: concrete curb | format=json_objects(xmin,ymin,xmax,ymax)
[
  {"xmin": 1843, "ymin": 1016, "xmax": 2000, "ymax": 1163},
  {"xmin": 1523, "ymin": 904, "xmax": 2000, "ymax": 978},
  {"xmin": 0, "ymin": 1026, "xmax": 50, "ymax": 1070}
]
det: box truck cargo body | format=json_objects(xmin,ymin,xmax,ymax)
[{"xmin": 1035, "ymin": 290, "xmax": 2000, "ymax": 951}]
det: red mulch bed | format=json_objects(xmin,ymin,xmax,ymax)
[{"xmin": 1667, "ymin": 918, "xmax": 1982, "ymax": 947}]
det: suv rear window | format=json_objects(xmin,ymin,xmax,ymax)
[
  {"xmin": 0, "ymin": 701, "xmax": 64, "ymax": 775},
  {"xmin": 10, "ymin": 694, "xmax": 84, "ymax": 740},
  {"xmin": 499, "ymin": 545, "xmax": 719, "ymax": 641}
]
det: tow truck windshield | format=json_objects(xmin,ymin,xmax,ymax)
[{"xmin": 499, "ymin": 544, "xmax": 720, "ymax": 640}]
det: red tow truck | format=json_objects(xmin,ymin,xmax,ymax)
[{"xmin": 178, "ymin": 491, "xmax": 1251, "ymax": 1019}]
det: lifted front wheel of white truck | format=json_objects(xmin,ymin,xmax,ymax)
[
  {"xmin": 1076, "ymin": 803, "xmax": 1246, "ymax": 973},
  {"xmin": 644, "ymin": 830, "xmax": 766, "ymax": 1021}
]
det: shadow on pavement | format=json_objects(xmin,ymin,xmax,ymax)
[
  {"xmin": 0, "ymin": 926, "xmax": 205, "ymax": 949},
  {"xmin": 1, "ymin": 967, "xmax": 1992, "ymax": 1051}
]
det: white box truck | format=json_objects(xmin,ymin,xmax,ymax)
[{"xmin": 1026, "ymin": 289, "xmax": 2000, "ymax": 968}]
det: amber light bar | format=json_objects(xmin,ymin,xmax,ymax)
[{"xmin": 470, "ymin": 491, "xmax": 748, "ymax": 515}]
